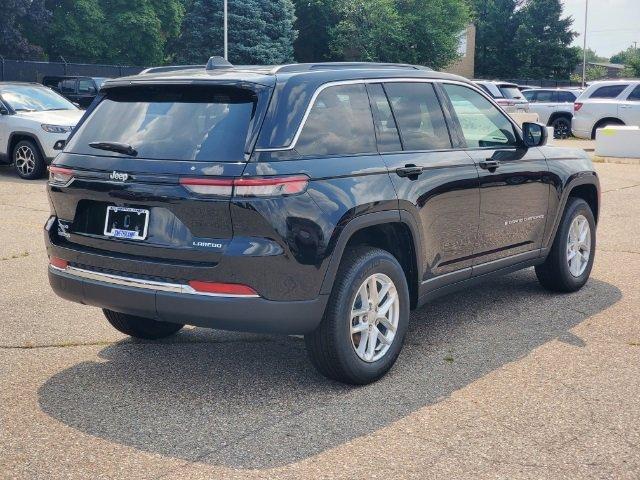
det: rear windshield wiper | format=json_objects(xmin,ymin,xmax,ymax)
[{"xmin": 89, "ymin": 142, "xmax": 138, "ymax": 156}]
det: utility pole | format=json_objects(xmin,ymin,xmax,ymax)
[
  {"xmin": 224, "ymin": 0, "xmax": 228, "ymax": 60},
  {"xmin": 582, "ymin": 0, "xmax": 589, "ymax": 88}
]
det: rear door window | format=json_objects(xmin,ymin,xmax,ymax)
[
  {"xmin": 295, "ymin": 83, "xmax": 376, "ymax": 157},
  {"xmin": 78, "ymin": 79, "xmax": 97, "ymax": 95},
  {"xmin": 384, "ymin": 82, "xmax": 451, "ymax": 151},
  {"xmin": 60, "ymin": 79, "xmax": 76, "ymax": 94},
  {"xmin": 67, "ymin": 85, "xmax": 258, "ymax": 162},
  {"xmin": 627, "ymin": 85, "xmax": 640, "ymax": 101},
  {"xmin": 558, "ymin": 91, "xmax": 577, "ymax": 103},
  {"xmin": 367, "ymin": 83, "xmax": 402, "ymax": 152},
  {"xmin": 590, "ymin": 85, "xmax": 628, "ymax": 99},
  {"xmin": 443, "ymin": 83, "xmax": 518, "ymax": 149}
]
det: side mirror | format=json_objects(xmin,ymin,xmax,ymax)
[{"xmin": 522, "ymin": 122, "xmax": 548, "ymax": 147}]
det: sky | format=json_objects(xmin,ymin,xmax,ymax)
[{"xmin": 562, "ymin": 0, "xmax": 640, "ymax": 59}]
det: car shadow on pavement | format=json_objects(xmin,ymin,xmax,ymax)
[{"xmin": 38, "ymin": 269, "xmax": 621, "ymax": 469}]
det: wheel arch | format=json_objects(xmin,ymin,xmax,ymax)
[
  {"xmin": 547, "ymin": 111, "xmax": 572, "ymax": 127},
  {"xmin": 8, "ymin": 131, "xmax": 46, "ymax": 162},
  {"xmin": 591, "ymin": 117, "xmax": 624, "ymax": 139},
  {"xmin": 320, "ymin": 211, "xmax": 422, "ymax": 309},
  {"xmin": 546, "ymin": 173, "xmax": 600, "ymax": 251}
]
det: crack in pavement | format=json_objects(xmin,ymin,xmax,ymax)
[{"xmin": 603, "ymin": 183, "xmax": 640, "ymax": 194}]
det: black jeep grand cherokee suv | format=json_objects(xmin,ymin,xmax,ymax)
[{"xmin": 46, "ymin": 61, "xmax": 599, "ymax": 384}]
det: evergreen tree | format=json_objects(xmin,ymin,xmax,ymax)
[
  {"xmin": 512, "ymin": 0, "xmax": 578, "ymax": 79},
  {"xmin": 0, "ymin": 0, "xmax": 50, "ymax": 59},
  {"xmin": 175, "ymin": 0, "xmax": 297, "ymax": 65}
]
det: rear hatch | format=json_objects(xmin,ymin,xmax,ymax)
[
  {"xmin": 48, "ymin": 82, "xmax": 271, "ymax": 271},
  {"xmin": 497, "ymin": 83, "xmax": 529, "ymax": 112}
]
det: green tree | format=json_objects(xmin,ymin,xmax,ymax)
[
  {"xmin": 472, "ymin": 0, "xmax": 521, "ymax": 77},
  {"xmin": 610, "ymin": 46, "xmax": 637, "ymax": 65},
  {"xmin": 175, "ymin": 0, "xmax": 297, "ymax": 65},
  {"xmin": 293, "ymin": 0, "xmax": 340, "ymax": 62},
  {"xmin": 624, "ymin": 55, "xmax": 640, "ymax": 78},
  {"xmin": 512, "ymin": 0, "xmax": 578, "ymax": 79},
  {"xmin": 473, "ymin": 0, "xmax": 577, "ymax": 79},
  {"xmin": 44, "ymin": 0, "xmax": 108, "ymax": 62},
  {"xmin": 101, "ymin": 0, "xmax": 184, "ymax": 65},
  {"xmin": 329, "ymin": 0, "xmax": 470, "ymax": 69},
  {"xmin": 0, "ymin": 0, "xmax": 50, "ymax": 59}
]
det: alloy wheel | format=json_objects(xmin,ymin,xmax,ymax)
[
  {"xmin": 567, "ymin": 214, "xmax": 591, "ymax": 277},
  {"xmin": 350, "ymin": 273, "xmax": 400, "ymax": 363},
  {"xmin": 15, "ymin": 145, "xmax": 36, "ymax": 176}
]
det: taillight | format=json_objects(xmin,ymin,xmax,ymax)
[
  {"xmin": 48, "ymin": 166, "xmax": 74, "ymax": 186},
  {"xmin": 187, "ymin": 281, "xmax": 258, "ymax": 297},
  {"xmin": 234, "ymin": 176, "xmax": 309, "ymax": 197},
  {"xmin": 574, "ymin": 102, "xmax": 583, "ymax": 112},
  {"xmin": 179, "ymin": 177, "xmax": 234, "ymax": 196},
  {"xmin": 49, "ymin": 257, "xmax": 68, "ymax": 270},
  {"xmin": 180, "ymin": 175, "xmax": 309, "ymax": 198}
]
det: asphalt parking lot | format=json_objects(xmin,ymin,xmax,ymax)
[{"xmin": 1, "ymin": 162, "xmax": 639, "ymax": 479}]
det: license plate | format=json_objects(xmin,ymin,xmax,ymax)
[{"xmin": 104, "ymin": 206, "xmax": 149, "ymax": 240}]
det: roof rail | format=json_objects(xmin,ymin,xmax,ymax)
[
  {"xmin": 272, "ymin": 62, "xmax": 431, "ymax": 74},
  {"xmin": 140, "ymin": 65, "xmax": 204, "ymax": 74}
]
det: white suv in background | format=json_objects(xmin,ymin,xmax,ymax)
[
  {"xmin": 522, "ymin": 88, "xmax": 582, "ymax": 138},
  {"xmin": 473, "ymin": 81, "xmax": 530, "ymax": 113},
  {"xmin": 572, "ymin": 80, "xmax": 640, "ymax": 139},
  {"xmin": 0, "ymin": 82, "xmax": 84, "ymax": 179}
]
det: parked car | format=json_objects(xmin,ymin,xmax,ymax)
[
  {"xmin": 0, "ymin": 82, "xmax": 84, "ymax": 179},
  {"xmin": 46, "ymin": 61, "xmax": 599, "ymax": 384},
  {"xmin": 473, "ymin": 80, "xmax": 530, "ymax": 113},
  {"xmin": 572, "ymin": 80, "xmax": 640, "ymax": 139},
  {"xmin": 522, "ymin": 88, "xmax": 582, "ymax": 138},
  {"xmin": 42, "ymin": 76, "xmax": 109, "ymax": 109}
]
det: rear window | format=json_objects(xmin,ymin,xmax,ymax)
[
  {"xmin": 499, "ymin": 86, "xmax": 525, "ymax": 100},
  {"xmin": 67, "ymin": 85, "xmax": 258, "ymax": 162},
  {"xmin": 590, "ymin": 85, "xmax": 628, "ymax": 99}
]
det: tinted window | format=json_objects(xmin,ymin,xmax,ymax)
[
  {"xmin": 67, "ymin": 85, "xmax": 257, "ymax": 162},
  {"xmin": 367, "ymin": 84, "xmax": 401, "ymax": 152},
  {"xmin": 296, "ymin": 84, "xmax": 376, "ymax": 157},
  {"xmin": 558, "ymin": 91, "xmax": 577, "ymax": 103},
  {"xmin": 384, "ymin": 82, "xmax": 451, "ymax": 151},
  {"xmin": 590, "ymin": 85, "xmax": 628, "ymax": 99},
  {"xmin": 0, "ymin": 85, "xmax": 77, "ymax": 112},
  {"xmin": 627, "ymin": 85, "xmax": 640, "ymax": 101},
  {"xmin": 536, "ymin": 91, "xmax": 556, "ymax": 103},
  {"xmin": 78, "ymin": 79, "xmax": 96, "ymax": 94},
  {"xmin": 60, "ymin": 79, "xmax": 76, "ymax": 94},
  {"xmin": 443, "ymin": 83, "xmax": 518, "ymax": 148},
  {"xmin": 499, "ymin": 86, "xmax": 525, "ymax": 100}
]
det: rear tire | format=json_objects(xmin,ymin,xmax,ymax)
[
  {"xmin": 551, "ymin": 116, "xmax": 571, "ymax": 139},
  {"xmin": 13, "ymin": 140, "xmax": 46, "ymax": 180},
  {"xmin": 305, "ymin": 247, "xmax": 410, "ymax": 385},
  {"xmin": 536, "ymin": 198, "xmax": 596, "ymax": 292},
  {"xmin": 103, "ymin": 309, "xmax": 184, "ymax": 339}
]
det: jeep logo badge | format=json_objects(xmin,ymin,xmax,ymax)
[{"xmin": 109, "ymin": 171, "xmax": 129, "ymax": 182}]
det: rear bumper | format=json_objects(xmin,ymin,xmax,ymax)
[{"xmin": 48, "ymin": 266, "xmax": 327, "ymax": 334}]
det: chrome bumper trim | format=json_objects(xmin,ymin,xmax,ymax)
[{"xmin": 49, "ymin": 265, "xmax": 260, "ymax": 298}]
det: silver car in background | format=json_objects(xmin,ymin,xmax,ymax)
[
  {"xmin": 522, "ymin": 88, "xmax": 582, "ymax": 138},
  {"xmin": 473, "ymin": 80, "xmax": 530, "ymax": 113}
]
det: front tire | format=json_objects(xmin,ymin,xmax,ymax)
[
  {"xmin": 305, "ymin": 247, "xmax": 410, "ymax": 385},
  {"xmin": 103, "ymin": 309, "xmax": 184, "ymax": 339},
  {"xmin": 13, "ymin": 140, "xmax": 46, "ymax": 180},
  {"xmin": 536, "ymin": 197, "xmax": 596, "ymax": 292}
]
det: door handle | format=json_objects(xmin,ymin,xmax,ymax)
[
  {"xmin": 396, "ymin": 165, "xmax": 423, "ymax": 178},
  {"xmin": 479, "ymin": 159, "xmax": 501, "ymax": 171}
]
